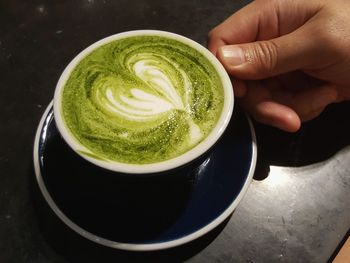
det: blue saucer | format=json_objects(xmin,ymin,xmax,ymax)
[{"xmin": 33, "ymin": 102, "xmax": 256, "ymax": 251}]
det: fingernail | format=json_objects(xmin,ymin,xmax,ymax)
[{"xmin": 219, "ymin": 46, "xmax": 246, "ymax": 66}]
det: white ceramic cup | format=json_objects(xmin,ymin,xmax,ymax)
[{"xmin": 53, "ymin": 30, "xmax": 234, "ymax": 174}]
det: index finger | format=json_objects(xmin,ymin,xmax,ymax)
[
  {"xmin": 208, "ymin": 1, "xmax": 262, "ymax": 54},
  {"xmin": 208, "ymin": 0, "xmax": 319, "ymax": 54}
]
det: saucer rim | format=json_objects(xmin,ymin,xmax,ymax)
[{"xmin": 33, "ymin": 101, "xmax": 257, "ymax": 251}]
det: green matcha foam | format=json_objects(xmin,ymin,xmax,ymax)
[{"xmin": 56, "ymin": 32, "xmax": 229, "ymax": 167}]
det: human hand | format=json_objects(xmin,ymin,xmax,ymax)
[{"xmin": 208, "ymin": 0, "xmax": 350, "ymax": 132}]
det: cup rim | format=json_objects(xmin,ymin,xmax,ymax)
[{"xmin": 53, "ymin": 30, "xmax": 234, "ymax": 174}]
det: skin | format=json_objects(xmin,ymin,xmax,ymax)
[{"xmin": 208, "ymin": 0, "xmax": 350, "ymax": 132}]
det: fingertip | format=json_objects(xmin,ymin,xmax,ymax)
[
  {"xmin": 217, "ymin": 45, "xmax": 257, "ymax": 80},
  {"xmin": 281, "ymin": 111, "xmax": 301, "ymax": 132},
  {"xmin": 255, "ymin": 101, "xmax": 301, "ymax": 132},
  {"xmin": 207, "ymin": 37, "xmax": 226, "ymax": 56},
  {"xmin": 217, "ymin": 45, "xmax": 245, "ymax": 67},
  {"xmin": 216, "ymin": 46, "xmax": 226, "ymax": 64}
]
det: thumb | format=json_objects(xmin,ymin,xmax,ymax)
[{"xmin": 217, "ymin": 30, "xmax": 320, "ymax": 80}]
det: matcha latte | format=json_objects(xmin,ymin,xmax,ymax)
[{"xmin": 54, "ymin": 31, "xmax": 233, "ymax": 173}]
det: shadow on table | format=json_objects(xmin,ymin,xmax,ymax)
[{"xmin": 253, "ymin": 101, "xmax": 350, "ymax": 181}]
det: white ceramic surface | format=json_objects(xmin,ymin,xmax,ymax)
[{"xmin": 53, "ymin": 30, "xmax": 234, "ymax": 174}]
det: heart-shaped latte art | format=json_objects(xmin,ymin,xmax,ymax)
[{"xmin": 61, "ymin": 36, "xmax": 224, "ymax": 164}]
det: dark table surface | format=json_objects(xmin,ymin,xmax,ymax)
[{"xmin": 1, "ymin": 0, "xmax": 349, "ymax": 262}]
